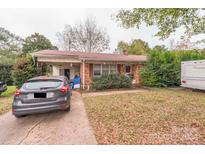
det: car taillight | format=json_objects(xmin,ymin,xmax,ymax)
[
  {"xmin": 60, "ymin": 86, "xmax": 69, "ymax": 93},
  {"xmin": 15, "ymin": 89, "xmax": 21, "ymax": 96},
  {"xmin": 182, "ymin": 80, "xmax": 187, "ymax": 83}
]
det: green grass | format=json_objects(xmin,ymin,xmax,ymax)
[
  {"xmin": 1, "ymin": 86, "xmax": 16, "ymax": 97},
  {"xmin": 84, "ymin": 88, "xmax": 205, "ymax": 144},
  {"xmin": 0, "ymin": 97, "xmax": 13, "ymax": 114},
  {"xmin": 0, "ymin": 86, "xmax": 16, "ymax": 114}
]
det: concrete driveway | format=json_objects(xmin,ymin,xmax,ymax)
[{"xmin": 0, "ymin": 91, "xmax": 97, "ymax": 145}]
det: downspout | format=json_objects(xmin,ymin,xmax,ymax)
[
  {"xmin": 82, "ymin": 59, "xmax": 85, "ymax": 90},
  {"xmin": 30, "ymin": 53, "xmax": 36, "ymax": 65},
  {"xmin": 30, "ymin": 53, "xmax": 40, "ymax": 70}
]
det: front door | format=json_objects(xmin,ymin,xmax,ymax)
[{"xmin": 64, "ymin": 69, "xmax": 70, "ymax": 80}]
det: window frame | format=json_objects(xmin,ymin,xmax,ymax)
[
  {"xmin": 93, "ymin": 64, "xmax": 102, "ymax": 77},
  {"xmin": 125, "ymin": 64, "xmax": 132, "ymax": 74},
  {"xmin": 110, "ymin": 64, "xmax": 117, "ymax": 74},
  {"xmin": 102, "ymin": 64, "xmax": 110, "ymax": 75},
  {"xmin": 93, "ymin": 64, "xmax": 117, "ymax": 77}
]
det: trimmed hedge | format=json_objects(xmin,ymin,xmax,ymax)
[
  {"xmin": 91, "ymin": 74, "xmax": 132, "ymax": 91},
  {"xmin": 140, "ymin": 50, "xmax": 205, "ymax": 87}
]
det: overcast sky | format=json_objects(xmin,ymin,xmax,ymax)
[{"xmin": 0, "ymin": 8, "xmax": 186, "ymax": 52}]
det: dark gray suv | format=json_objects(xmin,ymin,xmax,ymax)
[{"xmin": 12, "ymin": 76, "xmax": 71, "ymax": 118}]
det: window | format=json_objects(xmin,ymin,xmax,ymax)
[
  {"xmin": 110, "ymin": 64, "xmax": 117, "ymax": 74},
  {"xmin": 24, "ymin": 80, "xmax": 62, "ymax": 90},
  {"xmin": 93, "ymin": 64, "xmax": 101, "ymax": 77},
  {"xmin": 93, "ymin": 64, "xmax": 117, "ymax": 77},
  {"xmin": 102, "ymin": 64, "xmax": 109, "ymax": 75},
  {"xmin": 125, "ymin": 65, "xmax": 131, "ymax": 73}
]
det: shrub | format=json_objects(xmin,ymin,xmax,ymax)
[
  {"xmin": 91, "ymin": 74, "xmax": 132, "ymax": 91},
  {"xmin": 0, "ymin": 64, "xmax": 13, "ymax": 85},
  {"xmin": 140, "ymin": 50, "xmax": 205, "ymax": 87},
  {"xmin": 12, "ymin": 55, "xmax": 42, "ymax": 87}
]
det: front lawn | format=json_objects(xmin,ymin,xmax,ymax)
[
  {"xmin": 0, "ymin": 86, "xmax": 16, "ymax": 114},
  {"xmin": 84, "ymin": 88, "xmax": 205, "ymax": 144},
  {"xmin": 1, "ymin": 86, "xmax": 16, "ymax": 97}
]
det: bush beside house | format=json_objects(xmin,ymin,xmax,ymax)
[
  {"xmin": 91, "ymin": 74, "xmax": 132, "ymax": 91},
  {"xmin": 140, "ymin": 50, "xmax": 205, "ymax": 87},
  {"xmin": 0, "ymin": 64, "xmax": 13, "ymax": 85},
  {"xmin": 12, "ymin": 55, "xmax": 42, "ymax": 87},
  {"xmin": 0, "ymin": 50, "xmax": 18, "ymax": 85}
]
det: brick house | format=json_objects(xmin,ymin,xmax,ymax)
[{"xmin": 33, "ymin": 50, "xmax": 147, "ymax": 89}]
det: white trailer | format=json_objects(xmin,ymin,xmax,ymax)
[{"xmin": 181, "ymin": 60, "xmax": 205, "ymax": 90}]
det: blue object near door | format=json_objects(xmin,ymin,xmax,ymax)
[{"xmin": 73, "ymin": 75, "xmax": 81, "ymax": 89}]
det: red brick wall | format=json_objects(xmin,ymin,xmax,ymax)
[
  {"xmin": 89, "ymin": 64, "xmax": 93, "ymax": 80},
  {"xmin": 117, "ymin": 64, "xmax": 125, "ymax": 74},
  {"xmin": 84, "ymin": 63, "xmax": 91, "ymax": 87},
  {"xmin": 132, "ymin": 64, "xmax": 143, "ymax": 85},
  {"xmin": 117, "ymin": 63, "xmax": 143, "ymax": 86},
  {"xmin": 81, "ymin": 63, "xmax": 143, "ymax": 89},
  {"xmin": 80, "ymin": 63, "xmax": 93, "ymax": 89},
  {"xmin": 117, "ymin": 64, "xmax": 121, "ymax": 73}
]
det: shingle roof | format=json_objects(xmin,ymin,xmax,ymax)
[{"xmin": 34, "ymin": 50, "xmax": 147, "ymax": 62}]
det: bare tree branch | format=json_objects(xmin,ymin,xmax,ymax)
[{"xmin": 57, "ymin": 17, "xmax": 110, "ymax": 52}]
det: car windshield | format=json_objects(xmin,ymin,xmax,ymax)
[{"xmin": 24, "ymin": 80, "xmax": 62, "ymax": 90}]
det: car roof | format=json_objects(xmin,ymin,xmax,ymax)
[{"xmin": 27, "ymin": 76, "xmax": 67, "ymax": 82}]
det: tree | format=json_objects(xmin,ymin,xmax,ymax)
[
  {"xmin": 0, "ymin": 50, "xmax": 18, "ymax": 65},
  {"xmin": 116, "ymin": 9, "xmax": 205, "ymax": 41},
  {"xmin": 0, "ymin": 64, "xmax": 13, "ymax": 85},
  {"xmin": 116, "ymin": 41, "xmax": 129, "ymax": 53},
  {"xmin": 116, "ymin": 39, "xmax": 150, "ymax": 55},
  {"xmin": 22, "ymin": 33, "xmax": 57, "ymax": 54},
  {"xmin": 140, "ymin": 50, "xmax": 205, "ymax": 87},
  {"xmin": 57, "ymin": 17, "xmax": 110, "ymax": 52},
  {"xmin": 0, "ymin": 27, "xmax": 23, "ymax": 52},
  {"xmin": 56, "ymin": 25, "xmax": 76, "ymax": 51},
  {"xmin": 152, "ymin": 45, "xmax": 168, "ymax": 51},
  {"xmin": 169, "ymin": 33, "xmax": 198, "ymax": 51},
  {"xmin": 12, "ymin": 55, "xmax": 42, "ymax": 87},
  {"xmin": 129, "ymin": 39, "xmax": 150, "ymax": 55}
]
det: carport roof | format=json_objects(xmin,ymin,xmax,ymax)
[{"xmin": 33, "ymin": 50, "xmax": 147, "ymax": 62}]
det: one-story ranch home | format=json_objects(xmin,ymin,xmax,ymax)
[{"xmin": 33, "ymin": 50, "xmax": 147, "ymax": 89}]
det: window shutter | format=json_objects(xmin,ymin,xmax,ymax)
[
  {"xmin": 89, "ymin": 64, "xmax": 93, "ymax": 79},
  {"xmin": 117, "ymin": 64, "xmax": 121, "ymax": 73}
]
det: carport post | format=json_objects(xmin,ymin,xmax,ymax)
[{"xmin": 82, "ymin": 60, "xmax": 85, "ymax": 90}]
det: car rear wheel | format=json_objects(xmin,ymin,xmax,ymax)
[
  {"xmin": 64, "ymin": 103, "xmax": 71, "ymax": 112},
  {"xmin": 14, "ymin": 115, "xmax": 24, "ymax": 118}
]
